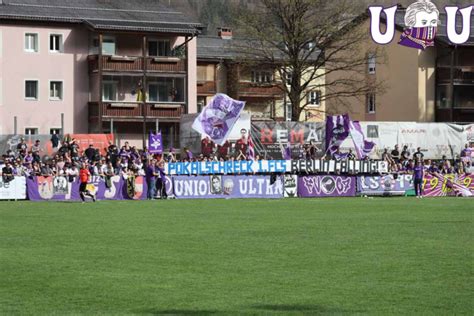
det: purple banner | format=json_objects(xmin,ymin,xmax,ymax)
[
  {"xmin": 169, "ymin": 175, "xmax": 283, "ymax": 199},
  {"xmin": 357, "ymin": 175, "xmax": 414, "ymax": 196},
  {"xmin": 148, "ymin": 132, "xmax": 163, "ymax": 154},
  {"xmin": 26, "ymin": 176, "xmax": 147, "ymax": 201},
  {"xmin": 298, "ymin": 175, "xmax": 356, "ymax": 197},
  {"xmin": 326, "ymin": 114, "xmax": 350, "ymax": 156}
]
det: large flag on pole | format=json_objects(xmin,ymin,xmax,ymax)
[
  {"xmin": 349, "ymin": 120, "xmax": 375, "ymax": 159},
  {"xmin": 247, "ymin": 133, "xmax": 255, "ymax": 160},
  {"xmin": 325, "ymin": 114, "xmax": 351, "ymax": 157},
  {"xmin": 148, "ymin": 131, "xmax": 163, "ymax": 154},
  {"xmin": 192, "ymin": 94, "xmax": 245, "ymax": 146}
]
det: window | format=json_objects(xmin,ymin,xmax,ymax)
[
  {"xmin": 148, "ymin": 78, "xmax": 185, "ymax": 103},
  {"xmin": 149, "ymin": 40, "xmax": 171, "ymax": 57},
  {"xmin": 197, "ymin": 65, "xmax": 207, "ymax": 82},
  {"xmin": 24, "ymin": 33, "xmax": 38, "ymax": 52},
  {"xmin": 49, "ymin": 34, "xmax": 62, "ymax": 52},
  {"xmin": 50, "ymin": 81, "xmax": 63, "ymax": 100},
  {"xmin": 197, "ymin": 96, "xmax": 206, "ymax": 112},
  {"xmin": 25, "ymin": 80, "xmax": 38, "ymax": 100},
  {"xmin": 284, "ymin": 72, "xmax": 293, "ymax": 86},
  {"xmin": 308, "ymin": 90, "xmax": 321, "ymax": 106},
  {"xmin": 367, "ymin": 93, "xmax": 376, "ymax": 113},
  {"xmin": 103, "ymin": 81, "xmax": 118, "ymax": 101},
  {"xmin": 25, "ymin": 128, "xmax": 38, "ymax": 135},
  {"xmin": 50, "ymin": 128, "xmax": 62, "ymax": 135},
  {"xmin": 251, "ymin": 71, "xmax": 272, "ymax": 84},
  {"xmin": 286, "ymin": 102, "xmax": 292, "ymax": 121},
  {"xmin": 368, "ymin": 53, "xmax": 376, "ymax": 74},
  {"xmin": 102, "ymin": 37, "xmax": 116, "ymax": 55}
]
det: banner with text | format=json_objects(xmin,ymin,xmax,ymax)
[
  {"xmin": 0, "ymin": 177, "xmax": 27, "ymax": 200},
  {"xmin": 250, "ymin": 122, "xmax": 325, "ymax": 160},
  {"xmin": 357, "ymin": 174, "xmax": 414, "ymax": 196},
  {"xmin": 166, "ymin": 160, "xmax": 388, "ymax": 175},
  {"xmin": 422, "ymin": 173, "xmax": 474, "ymax": 197},
  {"xmin": 298, "ymin": 175, "xmax": 356, "ymax": 197},
  {"xmin": 169, "ymin": 175, "xmax": 284, "ymax": 199},
  {"xmin": 26, "ymin": 175, "xmax": 147, "ymax": 201}
]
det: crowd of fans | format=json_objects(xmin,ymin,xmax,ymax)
[{"xmin": 1, "ymin": 134, "xmax": 473, "ymax": 186}]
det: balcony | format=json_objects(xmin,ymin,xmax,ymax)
[
  {"xmin": 237, "ymin": 82, "xmax": 284, "ymax": 98},
  {"xmin": 197, "ymin": 81, "xmax": 217, "ymax": 96},
  {"xmin": 89, "ymin": 102, "xmax": 184, "ymax": 122},
  {"xmin": 88, "ymin": 55, "xmax": 186, "ymax": 73}
]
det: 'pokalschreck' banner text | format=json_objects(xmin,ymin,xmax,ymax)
[{"xmin": 166, "ymin": 160, "xmax": 388, "ymax": 175}]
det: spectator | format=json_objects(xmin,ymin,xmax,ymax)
[
  {"xmin": 217, "ymin": 141, "xmax": 230, "ymax": 160},
  {"xmin": 235, "ymin": 133, "xmax": 248, "ymax": 160},
  {"xmin": 31, "ymin": 140, "xmax": 42, "ymax": 163},
  {"xmin": 2, "ymin": 162, "xmax": 14, "ymax": 183},
  {"xmin": 201, "ymin": 136, "xmax": 215, "ymax": 158},
  {"xmin": 85, "ymin": 144, "xmax": 96, "ymax": 162},
  {"xmin": 401, "ymin": 145, "xmax": 410, "ymax": 162},
  {"xmin": 16, "ymin": 138, "xmax": 28, "ymax": 156},
  {"xmin": 51, "ymin": 132, "xmax": 60, "ymax": 149},
  {"xmin": 413, "ymin": 147, "xmax": 424, "ymax": 161},
  {"xmin": 460, "ymin": 143, "xmax": 472, "ymax": 158},
  {"xmin": 391, "ymin": 144, "xmax": 400, "ymax": 162}
]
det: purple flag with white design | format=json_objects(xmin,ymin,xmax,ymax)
[
  {"xmin": 350, "ymin": 120, "xmax": 375, "ymax": 159},
  {"xmin": 325, "ymin": 114, "xmax": 350, "ymax": 157},
  {"xmin": 192, "ymin": 94, "xmax": 246, "ymax": 146},
  {"xmin": 148, "ymin": 132, "xmax": 163, "ymax": 154}
]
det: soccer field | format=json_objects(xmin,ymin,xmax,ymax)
[{"xmin": 1, "ymin": 198, "xmax": 472, "ymax": 315}]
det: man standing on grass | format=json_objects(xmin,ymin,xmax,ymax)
[
  {"xmin": 146, "ymin": 159, "xmax": 158, "ymax": 200},
  {"xmin": 413, "ymin": 160, "xmax": 424, "ymax": 199},
  {"xmin": 79, "ymin": 163, "xmax": 96, "ymax": 203}
]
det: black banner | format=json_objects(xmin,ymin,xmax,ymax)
[{"xmin": 250, "ymin": 122, "xmax": 326, "ymax": 160}]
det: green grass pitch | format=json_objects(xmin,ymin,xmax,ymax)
[{"xmin": 0, "ymin": 198, "xmax": 473, "ymax": 315}]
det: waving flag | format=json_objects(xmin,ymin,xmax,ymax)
[
  {"xmin": 148, "ymin": 132, "xmax": 163, "ymax": 154},
  {"xmin": 192, "ymin": 94, "xmax": 245, "ymax": 146},
  {"xmin": 325, "ymin": 114, "xmax": 351, "ymax": 157},
  {"xmin": 350, "ymin": 120, "xmax": 375, "ymax": 159}
]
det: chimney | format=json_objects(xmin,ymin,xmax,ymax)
[{"xmin": 218, "ymin": 27, "xmax": 233, "ymax": 40}]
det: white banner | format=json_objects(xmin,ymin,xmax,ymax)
[
  {"xmin": 340, "ymin": 122, "xmax": 474, "ymax": 160},
  {"xmin": 0, "ymin": 176, "xmax": 27, "ymax": 200}
]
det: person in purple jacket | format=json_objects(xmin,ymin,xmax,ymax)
[{"xmin": 413, "ymin": 160, "xmax": 424, "ymax": 198}]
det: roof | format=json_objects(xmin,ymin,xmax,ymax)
[
  {"xmin": 197, "ymin": 36, "xmax": 241, "ymax": 60},
  {"xmin": 0, "ymin": 0, "xmax": 201, "ymax": 34},
  {"xmin": 197, "ymin": 35, "xmax": 322, "ymax": 62}
]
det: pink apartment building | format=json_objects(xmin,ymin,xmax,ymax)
[{"xmin": 0, "ymin": 0, "xmax": 200, "ymax": 147}]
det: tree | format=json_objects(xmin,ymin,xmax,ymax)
[{"xmin": 232, "ymin": 0, "xmax": 385, "ymax": 121}]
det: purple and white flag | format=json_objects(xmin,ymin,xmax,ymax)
[
  {"xmin": 350, "ymin": 120, "xmax": 375, "ymax": 159},
  {"xmin": 192, "ymin": 94, "xmax": 246, "ymax": 146},
  {"xmin": 325, "ymin": 114, "xmax": 350, "ymax": 157},
  {"xmin": 148, "ymin": 132, "xmax": 163, "ymax": 154}
]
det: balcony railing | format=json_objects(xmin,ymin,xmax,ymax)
[
  {"xmin": 88, "ymin": 102, "xmax": 184, "ymax": 120},
  {"xmin": 237, "ymin": 82, "xmax": 284, "ymax": 98},
  {"xmin": 88, "ymin": 55, "xmax": 186, "ymax": 73},
  {"xmin": 197, "ymin": 81, "xmax": 217, "ymax": 95}
]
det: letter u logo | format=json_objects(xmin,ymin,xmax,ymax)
[
  {"xmin": 445, "ymin": 6, "xmax": 473, "ymax": 45},
  {"xmin": 369, "ymin": 6, "xmax": 397, "ymax": 44}
]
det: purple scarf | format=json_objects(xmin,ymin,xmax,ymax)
[{"xmin": 399, "ymin": 27, "xmax": 436, "ymax": 50}]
